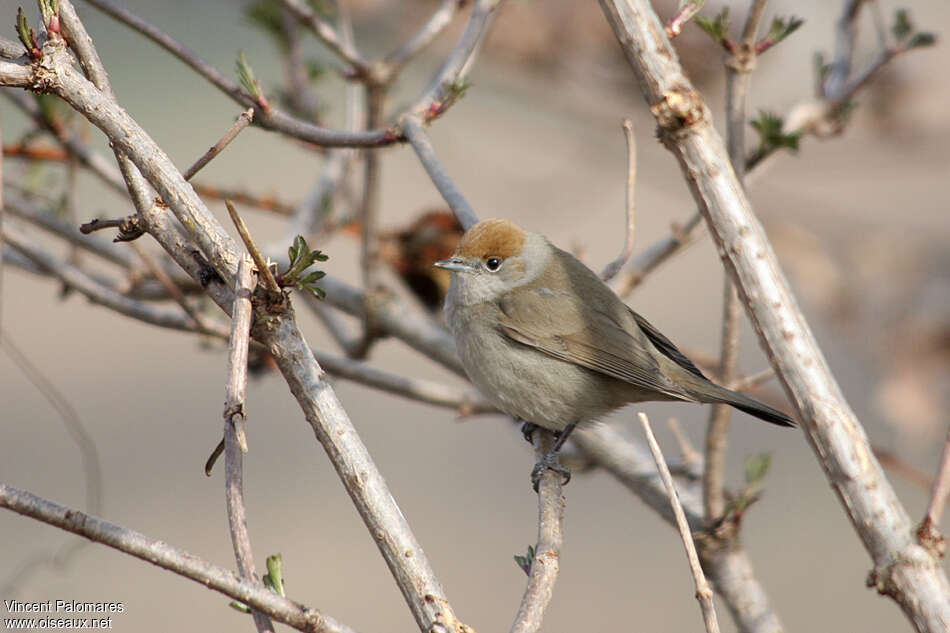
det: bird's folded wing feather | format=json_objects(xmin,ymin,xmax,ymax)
[{"xmin": 497, "ymin": 288, "xmax": 685, "ymax": 398}]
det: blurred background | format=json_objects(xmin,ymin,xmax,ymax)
[{"xmin": 1, "ymin": 0, "xmax": 948, "ymax": 631}]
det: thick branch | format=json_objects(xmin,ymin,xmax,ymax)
[{"xmin": 598, "ymin": 2, "xmax": 950, "ymax": 630}]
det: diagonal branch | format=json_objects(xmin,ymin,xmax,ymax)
[
  {"xmin": 597, "ymin": 2, "xmax": 950, "ymax": 631},
  {"xmin": 639, "ymin": 412, "xmax": 720, "ymax": 633},
  {"xmin": 0, "ymin": 484, "xmax": 358, "ymax": 633}
]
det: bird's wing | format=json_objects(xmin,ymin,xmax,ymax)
[
  {"xmin": 497, "ymin": 288, "xmax": 686, "ymax": 399},
  {"xmin": 629, "ymin": 309, "xmax": 708, "ymax": 380}
]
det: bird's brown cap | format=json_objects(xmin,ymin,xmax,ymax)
[{"xmin": 454, "ymin": 219, "xmax": 526, "ymax": 261}]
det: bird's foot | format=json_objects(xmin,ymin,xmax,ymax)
[
  {"xmin": 520, "ymin": 421, "xmax": 539, "ymax": 444},
  {"xmin": 531, "ymin": 450, "xmax": 571, "ymax": 492}
]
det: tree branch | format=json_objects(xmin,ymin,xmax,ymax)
[
  {"xmin": 223, "ymin": 256, "xmax": 274, "ymax": 633},
  {"xmin": 510, "ymin": 431, "xmax": 565, "ymax": 633},
  {"xmin": 597, "ymin": 2, "xmax": 950, "ymax": 630},
  {"xmin": 0, "ymin": 484, "xmax": 357, "ymax": 633},
  {"xmin": 600, "ymin": 119, "xmax": 636, "ymax": 282},
  {"xmin": 639, "ymin": 412, "xmax": 720, "ymax": 633}
]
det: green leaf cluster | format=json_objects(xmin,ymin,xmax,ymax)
[
  {"xmin": 230, "ymin": 553, "xmax": 286, "ymax": 613},
  {"xmin": 513, "ymin": 545, "xmax": 535, "ymax": 576},
  {"xmin": 281, "ymin": 235, "xmax": 329, "ymax": 299},
  {"xmin": 747, "ymin": 110, "xmax": 801, "ymax": 169}
]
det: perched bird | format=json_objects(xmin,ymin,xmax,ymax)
[{"xmin": 435, "ymin": 219, "xmax": 794, "ymax": 488}]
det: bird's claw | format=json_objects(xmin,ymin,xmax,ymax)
[
  {"xmin": 531, "ymin": 451, "xmax": 572, "ymax": 492},
  {"xmin": 520, "ymin": 421, "xmax": 539, "ymax": 444}
]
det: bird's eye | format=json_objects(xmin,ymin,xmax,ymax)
[{"xmin": 485, "ymin": 257, "xmax": 501, "ymax": 271}]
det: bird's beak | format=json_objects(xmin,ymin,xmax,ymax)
[{"xmin": 434, "ymin": 257, "xmax": 472, "ymax": 273}]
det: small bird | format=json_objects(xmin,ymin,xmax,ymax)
[{"xmin": 435, "ymin": 219, "xmax": 794, "ymax": 488}]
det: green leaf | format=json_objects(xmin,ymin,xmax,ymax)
[
  {"xmin": 236, "ymin": 50, "xmax": 262, "ymax": 99},
  {"xmin": 744, "ymin": 453, "xmax": 772, "ymax": 489},
  {"xmin": 892, "ymin": 9, "xmax": 912, "ymax": 41},
  {"xmin": 16, "ymin": 7, "xmax": 33, "ymax": 53},
  {"xmin": 694, "ymin": 7, "xmax": 729, "ymax": 44},
  {"xmin": 907, "ymin": 31, "xmax": 936, "ymax": 49},
  {"xmin": 513, "ymin": 545, "xmax": 535, "ymax": 576},
  {"xmin": 750, "ymin": 110, "xmax": 801, "ymax": 152},
  {"xmin": 229, "ymin": 600, "xmax": 251, "ymax": 613},
  {"xmin": 280, "ymin": 235, "xmax": 329, "ymax": 298},
  {"xmin": 765, "ymin": 15, "xmax": 803, "ymax": 46},
  {"xmin": 301, "ymin": 271, "xmax": 326, "ymax": 285},
  {"xmin": 265, "ymin": 553, "xmax": 285, "ymax": 597}
]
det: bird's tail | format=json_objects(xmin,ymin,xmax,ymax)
[{"xmin": 684, "ymin": 378, "xmax": 796, "ymax": 427}]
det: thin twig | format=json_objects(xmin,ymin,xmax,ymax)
[
  {"xmin": 510, "ymin": 431, "xmax": 565, "ymax": 633},
  {"xmin": 921, "ymin": 429, "xmax": 950, "ymax": 534},
  {"xmin": 276, "ymin": 0, "xmax": 369, "ymax": 74},
  {"xmin": 278, "ymin": 6, "xmax": 323, "ymax": 121},
  {"xmin": 665, "ymin": 0, "xmax": 706, "ymax": 39},
  {"xmin": 223, "ymin": 257, "xmax": 274, "ymax": 633},
  {"xmin": 0, "ymin": 331, "xmax": 102, "ymax": 517},
  {"xmin": 729, "ymin": 366, "xmax": 775, "ymax": 392},
  {"xmin": 667, "ymin": 418, "xmax": 703, "ymax": 478},
  {"xmin": 183, "ymin": 108, "xmax": 254, "ymax": 181},
  {"xmin": 571, "ymin": 425, "xmax": 783, "ymax": 632},
  {"xmin": 600, "ymin": 119, "xmax": 636, "ymax": 281},
  {"xmin": 402, "ymin": 116, "xmax": 478, "ymax": 230},
  {"xmin": 226, "ymin": 200, "xmax": 281, "ymax": 295},
  {"xmin": 192, "ymin": 183, "xmax": 295, "ymax": 216},
  {"xmin": 5, "ymin": 225, "xmax": 203, "ymax": 332},
  {"xmin": 1, "ymin": 90, "xmax": 127, "ymax": 195},
  {"xmin": 639, "ymin": 412, "xmax": 720, "ymax": 633},
  {"xmin": 354, "ymin": 83, "xmax": 387, "ymax": 357},
  {"xmin": 131, "ymin": 242, "xmax": 209, "ymax": 331},
  {"xmin": 704, "ymin": 0, "xmax": 769, "ymax": 523},
  {"xmin": 0, "ymin": 484, "xmax": 358, "ymax": 633},
  {"xmin": 384, "ymin": 0, "xmax": 463, "ymax": 72},
  {"xmin": 81, "ymin": 0, "xmax": 390, "ymax": 148},
  {"xmin": 0, "ymin": 112, "xmax": 3, "ymax": 329}
]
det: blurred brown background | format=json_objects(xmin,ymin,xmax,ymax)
[{"xmin": 1, "ymin": 0, "xmax": 948, "ymax": 631}]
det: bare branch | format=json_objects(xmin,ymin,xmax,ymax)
[
  {"xmin": 402, "ymin": 116, "xmax": 478, "ymax": 230},
  {"xmin": 0, "ymin": 331, "xmax": 102, "ymax": 518},
  {"xmin": 192, "ymin": 183, "xmax": 295, "ymax": 217},
  {"xmin": 573, "ymin": 425, "xmax": 783, "ymax": 633},
  {"xmin": 0, "ymin": 484, "xmax": 358, "ymax": 633},
  {"xmin": 600, "ymin": 119, "xmax": 636, "ymax": 281},
  {"xmin": 639, "ymin": 412, "xmax": 720, "ymax": 633},
  {"xmin": 131, "ymin": 243, "xmax": 209, "ymax": 332},
  {"xmin": 226, "ymin": 200, "xmax": 281, "ymax": 295},
  {"xmin": 183, "ymin": 108, "xmax": 255, "ymax": 181},
  {"xmin": 312, "ymin": 347, "xmax": 494, "ymax": 414},
  {"xmin": 5, "ymin": 225, "xmax": 199, "ymax": 332},
  {"xmin": 510, "ymin": 431, "xmax": 565, "ymax": 633},
  {"xmin": 275, "ymin": 0, "xmax": 369, "ymax": 74},
  {"xmin": 729, "ymin": 367, "xmax": 775, "ymax": 392},
  {"xmin": 3, "ymin": 32, "xmax": 467, "ymax": 631},
  {"xmin": 598, "ymin": 2, "xmax": 950, "ymax": 629},
  {"xmin": 5, "ymin": 191, "xmax": 135, "ymax": 269},
  {"xmin": 1, "ymin": 90, "xmax": 127, "ymax": 195},
  {"xmin": 223, "ymin": 257, "xmax": 274, "ymax": 633},
  {"xmin": 81, "ymin": 0, "xmax": 390, "ymax": 148},
  {"xmin": 412, "ymin": 0, "xmax": 502, "ymax": 117},
  {"xmin": 705, "ymin": 0, "xmax": 767, "ymax": 523},
  {"xmin": 384, "ymin": 0, "xmax": 464, "ymax": 72},
  {"xmin": 918, "ymin": 428, "xmax": 950, "ymax": 556}
]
